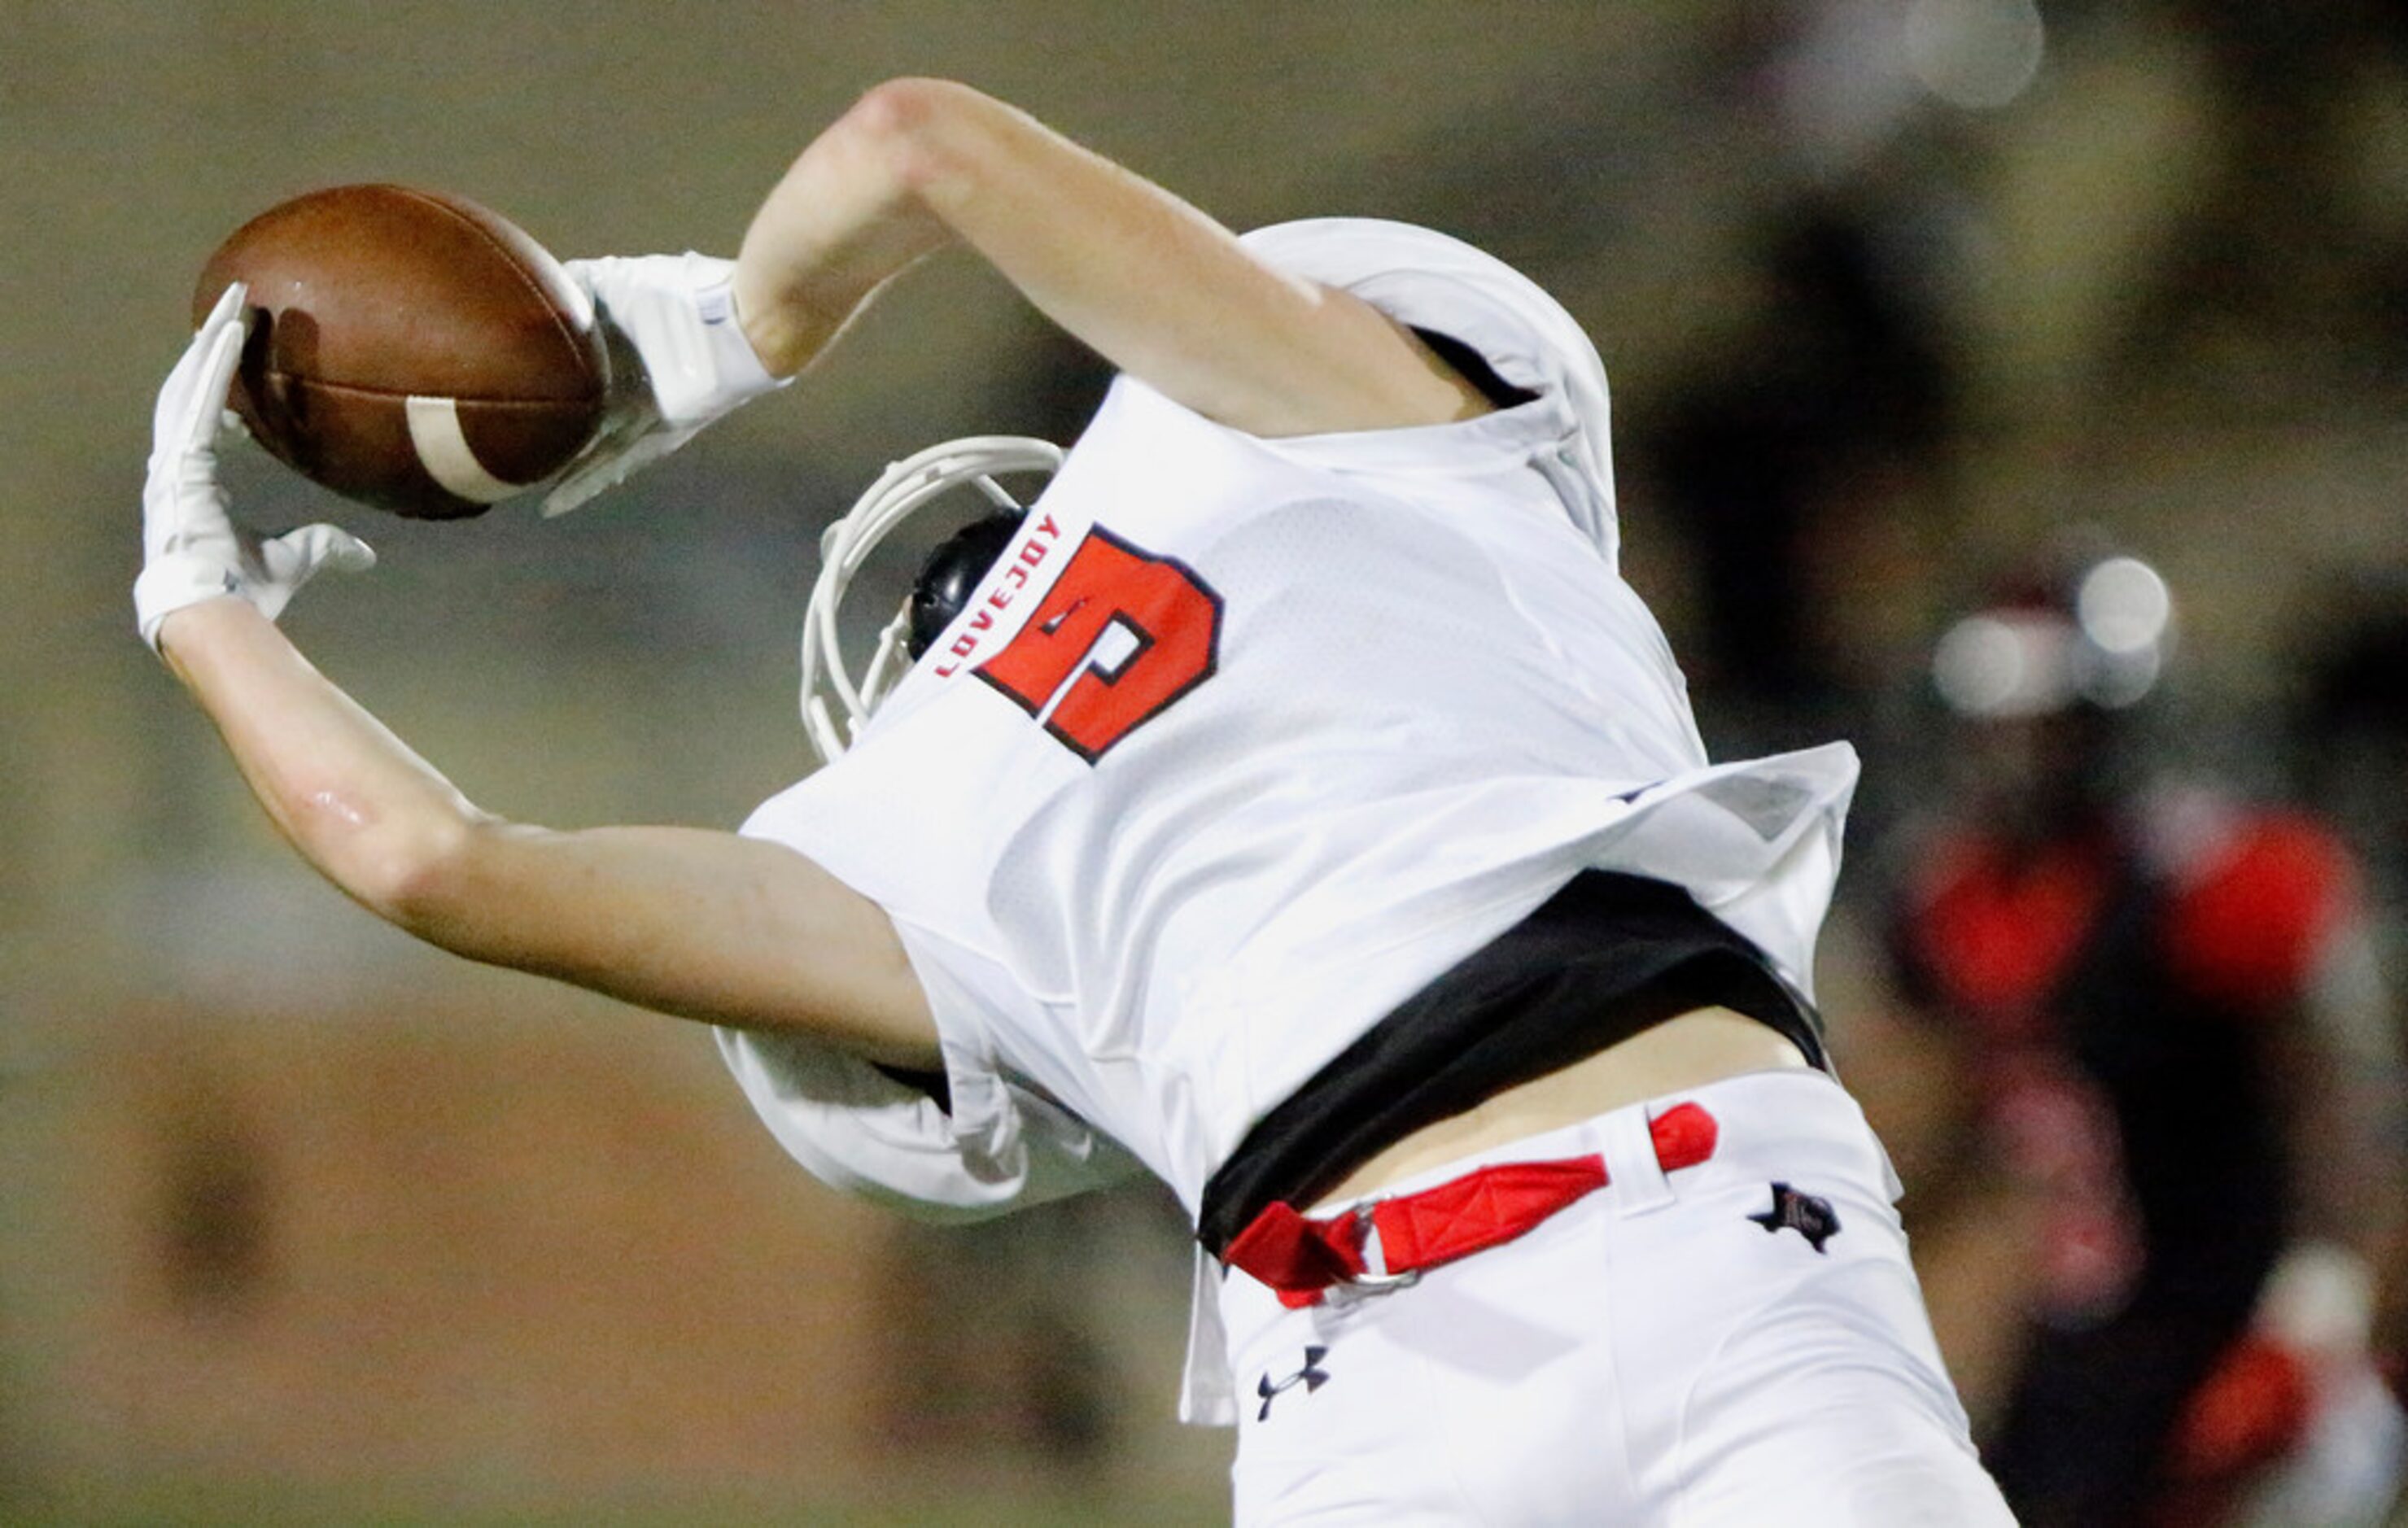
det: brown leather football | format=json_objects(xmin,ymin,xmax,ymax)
[{"xmin": 194, "ymin": 185, "xmax": 607, "ymax": 520}]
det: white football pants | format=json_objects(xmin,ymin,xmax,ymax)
[{"xmin": 1221, "ymin": 1069, "xmax": 2017, "ymax": 1526}]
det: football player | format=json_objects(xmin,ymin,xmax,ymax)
[
  {"xmin": 1881, "ymin": 551, "xmax": 2406, "ymax": 1526},
  {"xmin": 138, "ymin": 79, "xmax": 2012, "ymax": 1522}
]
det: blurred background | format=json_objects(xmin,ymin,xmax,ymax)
[{"xmin": 7, "ymin": 1, "xmax": 2408, "ymax": 1522}]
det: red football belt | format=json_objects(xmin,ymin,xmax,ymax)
[{"xmin": 1223, "ymin": 1102, "xmax": 1720, "ymax": 1308}]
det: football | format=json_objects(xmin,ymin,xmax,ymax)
[{"xmin": 194, "ymin": 184, "xmax": 607, "ymax": 520}]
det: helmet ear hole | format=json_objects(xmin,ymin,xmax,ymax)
[{"xmin": 907, "ymin": 509, "xmax": 1028, "ymax": 660}]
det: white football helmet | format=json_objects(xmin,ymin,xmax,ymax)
[{"xmin": 800, "ymin": 435, "xmax": 1063, "ymax": 763}]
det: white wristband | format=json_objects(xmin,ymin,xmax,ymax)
[{"xmin": 133, "ymin": 555, "xmax": 241, "ymax": 652}]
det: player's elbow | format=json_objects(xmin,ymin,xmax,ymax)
[
  {"xmin": 330, "ymin": 807, "xmax": 500, "ymax": 945},
  {"xmin": 844, "ymin": 76, "xmax": 999, "ymax": 199}
]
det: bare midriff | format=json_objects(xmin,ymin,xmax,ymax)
[{"xmin": 1313, "ymin": 1006, "xmax": 1810, "ymax": 1210}]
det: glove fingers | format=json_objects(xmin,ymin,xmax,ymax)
[
  {"xmin": 257, "ymin": 523, "xmax": 378, "ymax": 588},
  {"xmin": 181, "ymin": 319, "xmax": 250, "ymax": 455},
  {"xmin": 539, "ymin": 470, "xmax": 610, "ymax": 520},
  {"xmin": 538, "ymin": 417, "xmax": 636, "ymax": 518},
  {"xmin": 541, "ymin": 421, "xmax": 690, "ymax": 517},
  {"xmin": 155, "ymin": 285, "xmax": 250, "ymax": 454},
  {"xmin": 196, "ymin": 280, "xmax": 247, "ymax": 338}
]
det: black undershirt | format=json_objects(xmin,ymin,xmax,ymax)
[
  {"xmin": 1411, "ymin": 325, "xmax": 1541, "ymax": 410},
  {"xmin": 1196, "ymin": 869, "xmax": 1827, "ymax": 1256}
]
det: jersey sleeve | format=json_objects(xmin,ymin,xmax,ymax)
[
  {"xmin": 725, "ymin": 784, "xmax": 1146, "ymax": 1219},
  {"xmin": 1238, "ymin": 218, "xmax": 1620, "ymax": 565},
  {"xmin": 716, "ymin": 1025, "xmax": 1141, "ymax": 1221}
]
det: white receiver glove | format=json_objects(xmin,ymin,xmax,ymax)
[
  {"xmin": 135, "ymin": 283, "xmax": 376, "ymax": 653},
  {"xmin": 540, "ymin": 252, "xmax": 790, "ymax": 517}
]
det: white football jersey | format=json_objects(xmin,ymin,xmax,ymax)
[{"xmin": 721, "ymin": 217, "xmax": 1859, "ymax": 1227}]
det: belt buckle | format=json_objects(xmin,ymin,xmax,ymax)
[{"xmin": 1327, "ymin": 1203, "xmax": 1421, "ymax": 1304}]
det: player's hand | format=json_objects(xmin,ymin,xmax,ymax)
[
  {"xmin": 134, "ymin": 282, "xmax": 376, "ymax": 653},
  {"xmin": 540, "ymin": 252, "xmax": 790, "ymax": 517}
]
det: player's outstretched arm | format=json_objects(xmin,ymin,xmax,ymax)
[
  {"xmin": 160, "ymin": 603, "xmax": 937, "ymax": 1066},
  {"xmin": 144, "ymin": 296, "xmax": 941, "ymax": 1068},
  {"xmin": 730, "ymin": 77, "xmax": 1495, "ymax": 437}
]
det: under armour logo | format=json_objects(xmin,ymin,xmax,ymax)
[
  {"xmin": 1256, "ymin": 1344, "xmax": 1331, "ymax": 1421},
  {"xmin": 1749, "ymin": 1181, "xmax": 1841, "ymax": 1253}
]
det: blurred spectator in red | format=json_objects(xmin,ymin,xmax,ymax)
[{"xmin": 1875, "ymin": 544, "xmax": 2406, "ymax": 1527}]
